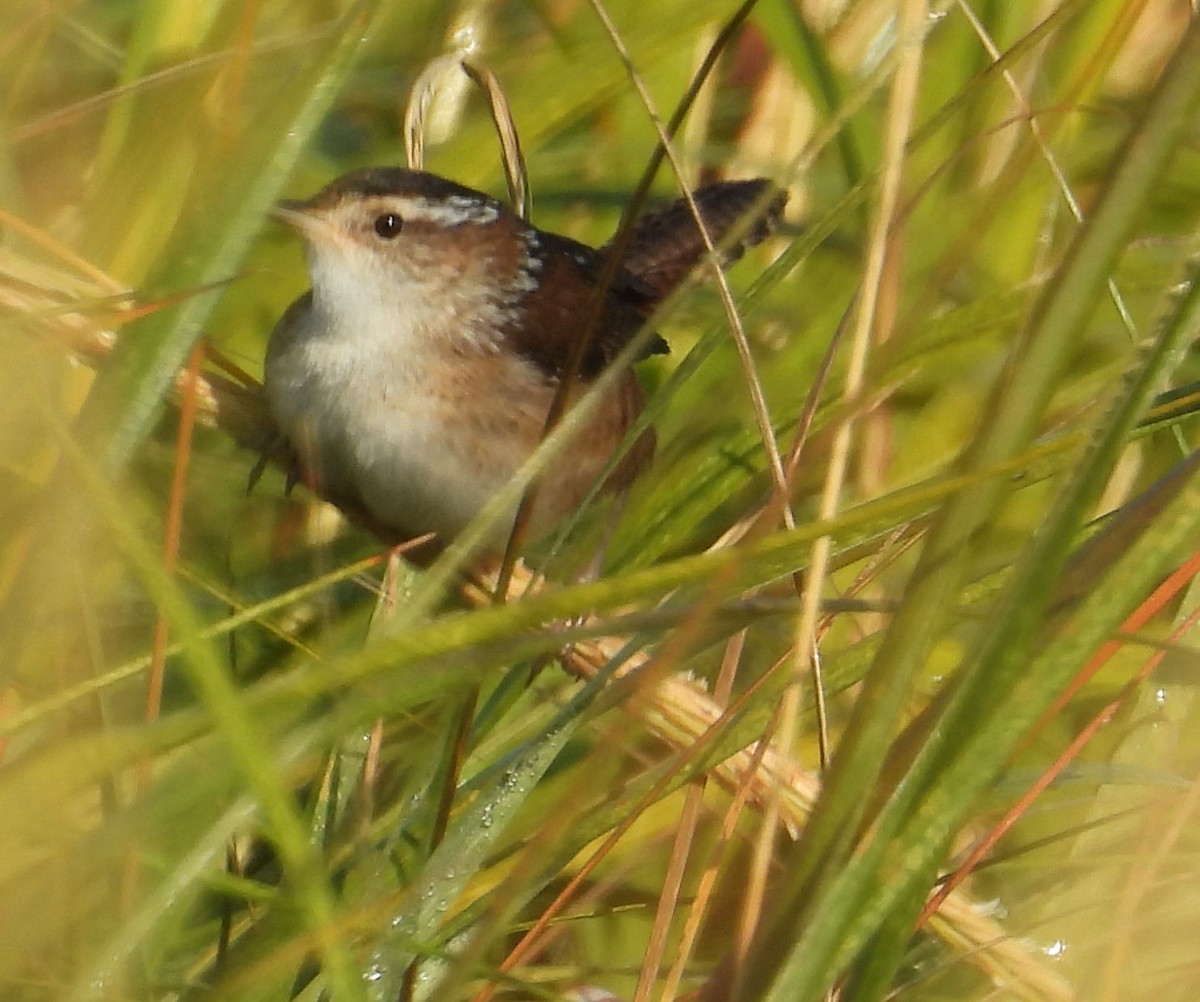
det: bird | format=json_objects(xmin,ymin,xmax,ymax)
[{"xmin": 263, "ymin": 167, "xmax": 785, "ymax": 554}]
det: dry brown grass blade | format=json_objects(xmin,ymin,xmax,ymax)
[
  {"xmin": 460, "ymin": 561, "xmax": 1074, "ymax": 1002},
  {"xmin": 403, "ymin": 54, "xmax": 528, "ymax": 217}
]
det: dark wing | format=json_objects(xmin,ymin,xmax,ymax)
[
  {"xmin": 609, "ymin": 179, "xmax": 786, "ymax": 300},
  {"xmin": 503, "ymin": 179, "xmax": 784, "ymax": 382},
  {"xmin": 504, "ymin": 230, "xmax": 669, "ymax": 381}
]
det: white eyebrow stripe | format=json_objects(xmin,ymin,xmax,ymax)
[{"xmin": 401, "ymin": 195, "xmax": 501, "ymax": 226}]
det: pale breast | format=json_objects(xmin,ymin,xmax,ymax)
[{"xmin": 266, "ymin": 298, "xmax": 647, "ymax": 547}]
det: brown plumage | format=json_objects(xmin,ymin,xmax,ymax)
[{"xmin": 263, "ymin": 168, "xmax": 784, "ymax": 552}]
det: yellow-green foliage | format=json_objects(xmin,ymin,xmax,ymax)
[{"xmin": 3, "ymin": 2, "xmax": 1200, "ymax": 1001}]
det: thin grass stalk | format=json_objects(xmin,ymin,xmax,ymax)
[{"xmin": 726, "ymin": 12, "xmax": 1200, "ymax": 1002}]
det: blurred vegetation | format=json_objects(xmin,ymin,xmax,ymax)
[{"xmin": 4, "ymin": 1, "xmax": 1200, "ymax": 1000}]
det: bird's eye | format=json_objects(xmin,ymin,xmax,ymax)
[{"xmin": 373, "ymin": 213, "xmax": 403, "ymax": 239}]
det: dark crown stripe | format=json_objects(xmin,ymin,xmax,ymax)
[{"xmin": 311, "ymin": 167, "xmax": 506, "ymax": 213}]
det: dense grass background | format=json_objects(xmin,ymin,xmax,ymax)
[{"xmin": 4, "ymin": 1, "xmax": 1200, "ymax": 1000}]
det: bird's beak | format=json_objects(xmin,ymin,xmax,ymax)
[{"xmin": 271, "ymin": 200, "xmax": 334, "ymax": 242}]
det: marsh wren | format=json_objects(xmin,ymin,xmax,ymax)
[{"xmin": 264, "ymin": 168, "xmax": 783, "ymax": 551}]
